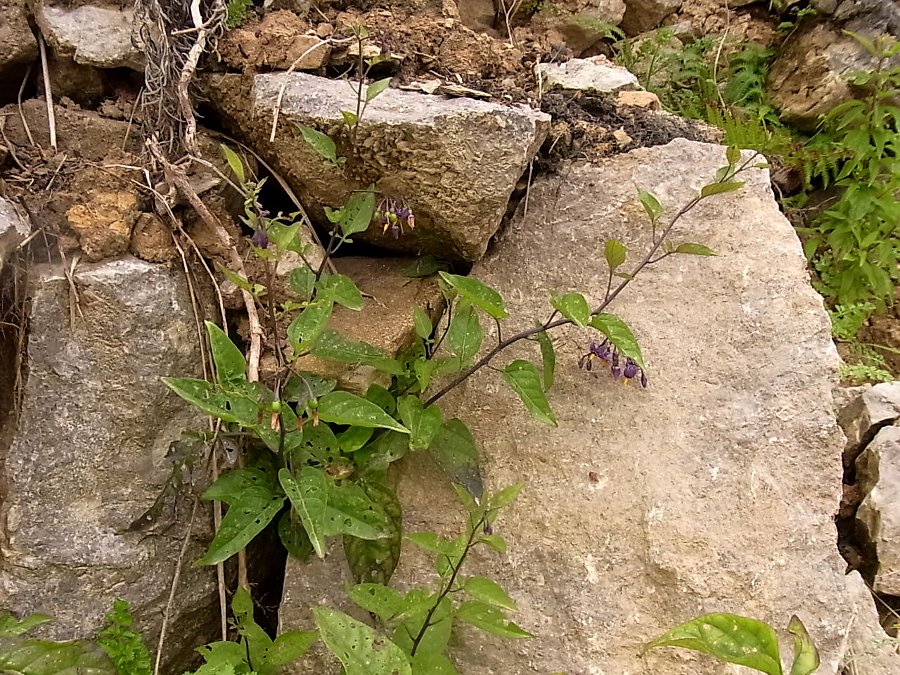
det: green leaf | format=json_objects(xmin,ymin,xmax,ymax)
[
  {"xmin": 96, "ymin": 600, "xmax": 152, "ymax": 675},
  {"xmin": 341, "ymin": 110, "xmax": 358, "ymax": 128},
  {"xmin": 502, "ymin": 360, "xmax": 557, "ymax": 426},
  {"xmin": 638, "ymin": 188, "xmax": 663, "ymax": 221},
  {"xmin": 398, "ymin": 396, "xmax": 443, "ymax": 451},
  {"xmin": 282, "ymin": 372, "xmax": 336, "ymax": 406},
  {"xmin": 340, "ymin": 187, "xmax": 376, "ymax": 236},
  {"xmin": 325, "ymin": 481, "xmax": 394, "ymax": 539},
  {"xmin": 589, "ymin": 313, "xmax": 644, "ymax": 368},
  {"xmin": 428, "ymin": 419, "xmax": 483, "ymax": 499},
  {"xmin": 413, "ymin": 307, "xmax": 433, "ymax": 340},
  {"xmin": 479, "ymin": 534, "xmax": 507, "ymax": 553},
  {"xmin": 343, "ymin": 482, "xmax": 403, "ymax": 584},
  {"xmin": 345, "ymin": 584, "xmax": 407, "ymax": 622},
  {"xmin": 311, "ymin": 330, "xmax": 402, "ymax": 375},
  {"xmin": 312, "ymin": 607, "xmax": 412, "ymax": 675},
  {"xmin": 463, "ymin": 577, "xmax": 517, "ymax": 611},
  {"xmin": 216, "ymin": 262, "xmax": 265, "ymax": 296},
  {"xmin": 604, "ymin": 239, "xmax": 627, "ymax": 270},
  {"xmin": 162, "ymin": 377, "xmax": 239, "ymax": 423},
  {"xmin": 0, "ymin": 637, "xmax": 117, "ymax": 674},
  {"xmin": 195, "ymin": 487, "xmax": 284, "ymax": 566},
  {"xmin": 220, "ymin": 144, "xmax": 246, "ymax": 184},
  {"xmin": 289, "ymin": 266, "xmax": 315, "ymax": 301},
  {"xmin": 338, "ymin": 426, "xmax": 374, "ymax": 453},
  {"xmin": 411, "ymin": 652, "xmax": 459, "ymax": 674},
  {"xmin": 455, "ymin": 601, "xmax": 532, "ymax": 639},
  {"xmin": 278, "ymin": 510, "xmax": 314, "ymax": 560},
  {"xmin": 264, "ymin": 630, "xmax": 319, "ymax": 670},
  {"xmin": 206, "ymin": 321, "xmax": 246, "ymax": 383},
  {"xmin": 202, "ymin": 467, "xmax": 276, "ymax": 505},
  {"xmin": 318, "ymin": 274, "xmax": 364, "ymax": 311},
  {"xmin": 674, "ymin": 242, "xmax": 716, "ymax": 256},
  {"xmin": 298, "ymin": 125, "xmax": 337, "ymax": 163},
  {"xmin": 403, "ymin": 256, "xmax": 447, "ymax": 278},
  {"xmin": 700, "ymin": 181, "xmax": 744, "ymax": 198},
  {"xmin": 287, "ymin": 300, "xmax": 334, "ymax": 353},
  {"xmin": 318, "ymin": 391, "xmax": 409, "ymax": 433},
  {"xmin": 643, "ymin": 613, "xmax": 784, "ymax": 675},
  {"xmin": 0, "ymin": 613, "xmax": 53, "ymax": 638},
  {"xmin": 488, "ymin": 482, "xmax": 523, "ymax": 510},
  {"xmin": 788, "ymin": 615, "xmax": 819, "ymax": 675},
  {"xmin": 366, "ymin": 77, "xmax": 392, "ymax": 102},
  {"xmin": 279, "ymin": 467, "xmax": 328, "ymax": 559},
  {"xmin": 550, "ymin": 292, "xmax": 591, "ymax": 327},
  {"xmin": 446, "ymin": 302, "xmax": 483, "ymax": 364},
  {"xmin": 438, "ymin": 272, "xmax": 508, "ymax": 319},
  {"xmin": 726, "ymin": 145, "xmax": 742, "ymax": 165},
  {"xmin": 535, "ymin": 329, "xmax": 555, "ymax": 391}
]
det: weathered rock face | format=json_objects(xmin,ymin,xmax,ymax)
[
  {"xmin": 532, "ymin": 0, "xmax": 627, "ymax": 54},
  {"xmin": 842, "ymin": 571, "xmax": 900, "ymax": 674},
  {"xmin": 838, "ymin": 381, "xmax": 900, "ymax": 467},
  {"xmin": 855, "ymin": 423, "xmax": 900, "ymax": 595},
  {"xmin": 34, "ymin": 1, "xmax": 143, "ymax": 70},
  {"xmin": 767, "ymin": 16, "xmax": 899, "ymax": 128},
  {"xmin": 536, "ymin": 55, "xmax": 640, "ymax": 92},
  {"xmin": 206, "ymin": 72, "xmax": 550, "ymax": 262},
  {"xmin": 389, "ymin": 139, "xmax": 854, "ymax": 673},
  {"xmin": 0, "ymin": 257, "xmax": 218, "ymax": 669},
  {"xmin": 0, "ymin": 198, "xmax": 30, "ymax": 270},
  {"xmin": 0, "ymin": 0, "xmax": 37, "ymax": 99},
  {"xmin": 621, "ymin": 0, "xmax": 682, "ymax": 35}
]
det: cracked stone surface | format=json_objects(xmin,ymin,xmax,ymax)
[{"xmin": 0, "ymin": 257, "xmax": 217, "ymax": 670}]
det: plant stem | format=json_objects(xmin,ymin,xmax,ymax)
[{"xmin": 409, "ymin": 515, "xmax": 484, "ymax": 657}]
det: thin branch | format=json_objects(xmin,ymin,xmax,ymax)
[{"xmin": 37, "ymin": 35, "xmax": 56, "ymax": 150}]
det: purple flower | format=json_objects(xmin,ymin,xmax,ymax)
[
  {"xmin": 579, "ymin": 339, "xmax": 648, "ymax": 387},
  {"xmin": 377, "ymin": 197, "xmax": 416, "ymax": 239},
  {"xmin": 251, "ymin": 227, "xmax": 269, "ymax": 249},
  {"xmin": 483, "ymin": 522, "xmax": 494, "ymax": 535}
]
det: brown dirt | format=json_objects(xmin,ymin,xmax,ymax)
[{"xmin": 860, "ymin": 291, "xmax": 900, "ymax": 376}]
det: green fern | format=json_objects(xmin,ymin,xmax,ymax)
[{"xmin": 97, "ymin": 600, "xmax": 152, "ymax": 675}]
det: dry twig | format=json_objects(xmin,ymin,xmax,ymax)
[{"xmin": 37, "ymin": 35, "xmax": 57, "ymax": 150}]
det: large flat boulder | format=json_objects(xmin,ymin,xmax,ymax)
[
  {"xmin": 205, "ymin": 73, "xmax": 550, "ymax": 262},
  {"xmin": 0, "ymin": 257, "xmax": 218, "ymax": 670},
  {"xmin": 389, "ymin": 139, "xmax": 860, "ymax": 673}
]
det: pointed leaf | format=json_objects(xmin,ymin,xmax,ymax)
[
  {"xmin": 340, "ymin": 187, "xmax": 376, "ymax": 236},
  {"xmin": 428, "ymin": 419, "xmax": 483, "ymax": 499},
  {"xmin": 318, "ymin": 391, "xmax": 409, "ymax": 433},
  {"xmin": 638, "ymin": 189, "xmax": 663, "ymax": 221},
  {"xmin": 413, "ymin": 307, "xmax": 433, "ymax": 340},
  {"xmin": 343, "ymin": 482, "xmax": 402, "ymax": 584},
  {"xmin": 201, "ymin": 467, "xmax": 276, "ymax": 505},
  {"xmin": 289, "ymin": 266, "xmax": 315, "ymax": 301},
  {"xmin": 312, "ymin": 607, "xmax": 412, "ymax": 675},
  {"xmin": 535, "ymin": 329, "xmax": 555, "ymax": 391},
  {"xmin": 287, "ymin": 300, "xmax": 334, "ymax": 353},
  {"xmin": 674, "ymin": 242, "xmax": 716, "ymax": 256},
  {"xmin": 502, "ymin": 360, "xmax": 557, "ymax": 426},
  {"xmin": 0, "ymin": 613, "xmax": 53, "ymax": 638},
  {"xmin": 311, "ymin": 330, "xmax": 402, "ymax": 375},
  {"xmin": 398, "ymin": 396, "xmax": 443, "ymax": 451},
  {"xmin": 589, "ymin": 313, "xmax": 644, "ymax": 368},
  {"xmin": 455, "ymin": 601, "xmax": 532, "ymax": 639},
  {"xmin": 604, "ymin": 239, "xmax": 627, "ymax": 270},
  {"xmin": 643, "ymin": 613, "xmax": 784, "ymax": 675},
  {"xmin": 366, "ymin": 77, "xmax": 392, "ymax": 102},
  {"xmin": 550, "ymin": 292, "xmax": 591, "ymax": 327},
  {"xmin": 162, "ymin": 377, "xmax": 239, "ymax": 423},
  {"xmin": 279, "ymin": 467, "xmax": 328, "ymax": 559},
  {"xmin": 726, "ymin": 145, "xmax": 742, "ymax": 165},
  {"xmin": 318, "ymin": 274, "xmax": 364, "ymax": 310},
  {"xmin": 220, "ymin": 144, "xmax": 246, "ymax": 184},
  {"xmin": 462, "ymin": 577, "xmax": 517, "ymax": 611},
  {"xmin": 446, "ymin": 302, "xmax": 483, "ymax": 364},
  {"xmin": 788, "ymin": 615, "xmax": 819, "ymax": 675},
  {"xmin": 341, "ymin": 110, "xmax": 358, "ymax": 128},
  {"xmin": 325, "ymin": 481, "xmax": 394, "ymax": 539},
  {"xmin": 278, "ymin": 510, "xmax": 314, "ymax": 560},
  {"xmin": 298, "ymin": 125, "xmax": 337, "ymax": 162},
  {"xmin": 195, "ymin": 488, "xmax": 284, "ymax": 566},
  {"xmin": 206, "ymin": 321, "xmax": 246, "ymax": 383},
  {"xmin": 345, "ymin": 584, "xmax": 407, "ymax": 622},
  {"xmin": 700, "ymin": 181, "xmax": 744, "ymax": 198},
  {"xmin": 438, "ymin": 273, "xmax": 508, "ymax": 319},
  {"xmin": 264, "ymin": 630, "xmax": 319, "ymax": 670}
]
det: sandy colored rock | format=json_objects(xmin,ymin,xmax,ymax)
[
  {"xmin": 66, "ymin": 189, "xmax": 139, "ymax": 261},
  {"xmin": 842, "ymin": 572, "xmax": 900, "ymax": 674},
  {"xmin": 219, "ymin": 11, "xmax": 331, "ymax": 70},
  {"xmin": 387, "ymin": 140, "xmax": 854, "ymax": 673},
  {"xmin": 855, "ymin": 424, "xmax": 900, "ymax": 595},
  {"xmin": 621, "ymin": 0, "xmax": 681, "ymax": 35},
  {"xmin": 34, "ymin": 2, "xmax": 144, "ymax": 70},
  {"xmin": 616, "ymin": 89, "xmax": 662, "ymax": 108},
  {"xmin": 0, "ymin": 0, "xmax": 38, "ymax": 99},
  {"xmin": 206, "ymin": 72, "xmax": 550, "ymax": 262},
  {"xmin": 130, "ymin": 212, "xmax": 177, "ymax": 263},
  {"xmin": 838, "ymin": 381, "xmax": 900, "ymax": 465},
  {"xmin": 0, "ymin": 257, "xmax": 217, "ymax": 671},
  {"xmin": 294, "ymin": 256, "xmax": 444, "ymax": 393},
  {"xmin": 532, "ymin": 0, "xmax": 627, "ymax": 55}
]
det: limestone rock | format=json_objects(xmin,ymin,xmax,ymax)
[
  {"xmin": 838, "ymin": 381, "xmax": 900, "ymax": 466},
  {"xmin": 616, "ymin": 89, "xmax": 662, "ymax": 108},
  {"xmin": 34, "ymin": 3, "xmax": 144, "ymax": 71},
  {"xmin": 0, "ymin": 257, "xmax": 217, "ymax": 670},
  {"xmin": 205, "ymin": 72, "xmax": 550, "ymax": 262},
  {"xmin": 536, "ymin": 55, "xmax": 640, "ymax": 93},
  {"xmin": 390, "ymin": 139, "xmax": 853, "ymax": 674},
  {"xmin": 621, "ymin": 0, "xmax": 682, "ymax": 35},
  {"xmin": 0, "ymin": 197, "xmax": 30, "ymax": 270},
  {"xmin": 219, "ymin": 11, "xmax": 331, "ymax": 71},
  {"xmin": 767, "ymin": 22, "xmax": 897, "ymax": 128},
  {"xmin": 842, "ymin": 571, "xmax": 900, "ymax": 674},
  {"xmin": 294, "ymin": 256, "xmax": 444, "ymax": 394},
  {"xmin": 856, "ymin": 424, "xmax": 900, "ymax": 595},
  {"xmin": 0, "ymin": 0, "xmax": 38, "ymax": 99}
]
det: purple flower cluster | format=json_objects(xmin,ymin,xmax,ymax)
[
  {"xmin": 376, "ymin": 198, "xmax": 416, "ymax": 239},
  {"xmin": 578, "ymin": 339, "xmax": 648, "ymax": 387}
]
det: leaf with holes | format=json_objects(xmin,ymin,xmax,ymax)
[
  {"xmin": 279, "ymin": 467, "xmax": 328, "ymax": 559},
  {"xmin": 550, "ymin": 292, "xmax": 590, "ymax": 327},
  {"xmin": 201, "ymin": 467, "xmax": 276, "ymax": 506},
  {"xmin": 318, "ymin": 274, "xmax": 364, "ymax": 311},
  {"xmin": 398, "ymin": 396, "xmax": 443, "ymax": 451},
  {"xmin": 206, "ymin": 321, "xmax": 246, "ymax": 383},
  {"xmin": 298, "ymin": 125, "xmax": 337, "ymax": 163},
  {"xmin": 589, "ymin": 313, "xmax": 644, "ymax": 368},
  {"xmin": 643, "ymin": 613, "xmax": 784, "ymax": 675},
  {"xmin": 502, "ymin": 360, "xmax": 557, "ymax": 427},
  {"xmin": 318, "ymin": 392, "xmax": 409, "ymax": 433},
  {"xmin": 162, "ymin": 378, "xmax": 239, "ymax": 423},
  {"xmin": 340, "ymin": 187, "xmax": 376, "ymax": 236},
  {"xmin": 428, "ymin": 418, "xmax": 483, "ymax": 499},
  {"xmin": 311, "ymin": 330, "xmax": 402, "ymax": 375},
  {"xmin": 344, "ymin": 482, "xmax": 402, "ymax": 584},
  {"xmin": 313, "ymin": 607, "xmax": 412, "ymax": 675},
  {"xmin": 287, "ymin": 300, "xmax": 334, "ymax": 353},
  {"xmin": 438, "ymin": 272, "xmax": 508, "ymax": 319},
  {"xmin": 195, "ymin": 486, "xmax": 285, "ymax": 566},
  {"xmin": 324, "ymin": 480, "xmax": 394, "ymax": 540},
  {"xmin": 278, "ymin": 510, "xmax": 314, "ymax": 560}
]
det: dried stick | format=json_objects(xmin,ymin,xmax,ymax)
[
  {"xmin": 37, "ymin": 35, "xmax": 57, "ymax": 150},
  {"xmin": 17, "ymin": 63, "xmax": 35, "ymax": 147}
]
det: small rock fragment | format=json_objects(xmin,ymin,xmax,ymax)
[
  {"xmin": 838, "ymin": 381, "xmax": 900, "ymax": 466},
  {"xmin": 616, "ymin": 90, "xmax": 662, "ymax": 109},
  {"xmin": 35, "ymin": 4, "xmax": 144, "ymax": 70},
  {"xmin": 130, "ymin": 213, "xmax": 176, "ymax": 263},
  {"xmin": 66, "ymin": 190, "xmax": 140, "ymax": 261},
  {"xmin": 612, "ymin": 127, "xmax": 633, "ymax": 148},
  {"xmin": 0, "ymin": 197, "xmax": 30, "ymax": 269},
  {"xmin": 536, "ymin": 56, "xmax": 641, "ymax": 93}
]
